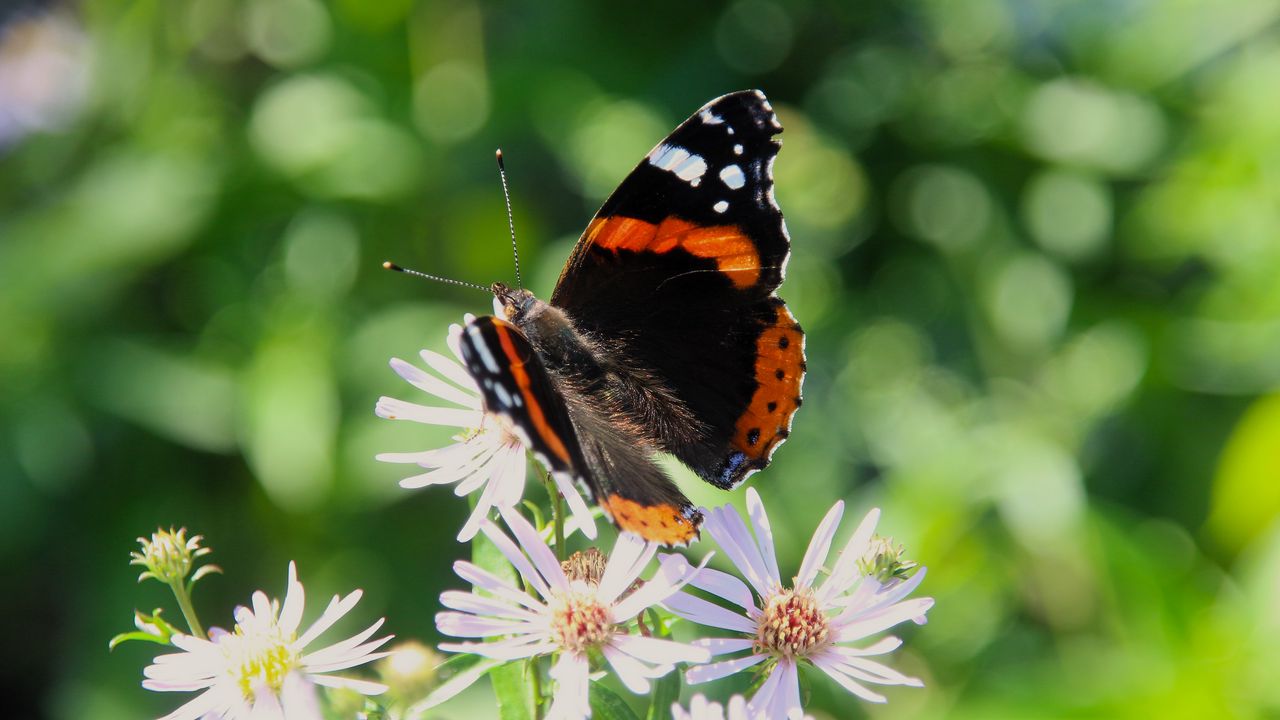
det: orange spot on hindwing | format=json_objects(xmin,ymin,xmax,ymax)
[
  {"xmin": 599, "ymin": 494, "xmax": 701, "ymax": 546},
  {"xmin": 586, "ymin": 215, "xmax": 761, "ymax": 289},
  {"xmin": 731, "ymin": 303, "xmax": 805, "ymax": 471}
]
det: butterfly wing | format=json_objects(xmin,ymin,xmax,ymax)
[
  {"xmin": 458, "ymin": 316, "xmax": 701, "ymax": 545},
  {"xmin": 550, "ymin": 90, "xmax": 805, "ymax": 489}
]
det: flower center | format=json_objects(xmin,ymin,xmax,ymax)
[
  {"xmin": 549, "ymin": 589, "xmax": 613, "ymax": 654},
  {"xmin": 223, "ymin": 622, "xmax": 302, "ymax": 700},
  {"xmin": 756, "ymin": 587, "xmax": 830, "ymax": 659}
]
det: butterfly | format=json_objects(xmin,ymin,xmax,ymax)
[{"xmin": 458, "ymin": 90, "xmax": 804, "ymax": 545}]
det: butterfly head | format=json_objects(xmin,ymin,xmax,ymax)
[{"xmin": 491, "ymin": 282, "xmax": 538, "ymax": 323}]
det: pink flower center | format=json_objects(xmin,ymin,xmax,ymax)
[
  {"xmin": 756, "ymin": 587, "xmax": 829, "ymax": 659},
  {"xmin": 550, "ymin": 590, "xmax": 613, "ymax": 654}
]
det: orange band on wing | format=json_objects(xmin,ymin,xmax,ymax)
[
  {"xmin": 492, "ymin": 322, "xmax": 572, "ymax": 465},
  {"xmin": 600, "ymin": 494, "xmax": 700, "ymax": 546},
  {"xmin": 586, "ymin": 216, "xmax": 761, "ymax": 289},
  {"xmin": 732, "ymin": 303, "xmax": 805, "ymax": 464}
]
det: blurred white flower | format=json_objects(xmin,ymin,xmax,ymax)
[
  {"xmin": 666, "ymin": 489, "xmax": 932, "ymax": 718},
  {"xmin": 376, "ymin": 317, "xmax": 596, "ymax": 541},
  {"xmin": 0, "ymin": 11, "xmax": 90, "ymax": 148},
  {"xmin": 435, "ymin": 506, "xmax": 710, "ymax": 720},
  {"xmin": 672, "ymin": 694, "xmax": 813, "ymax": 720},
  {"xmin": 142, "ymin": 562, "xmax": 391, "ymax": 720}
]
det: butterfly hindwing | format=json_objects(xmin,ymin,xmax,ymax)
[
  {"xmin": 458, "ymin": 315, "xmax": 701, "ymax": 545},
  {"xmin": 550, "ymin": 90, "xmax": 805, "ymax": 489}
]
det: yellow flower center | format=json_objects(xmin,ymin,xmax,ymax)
[
  {"xmin": 549, "ymin": 588, "xmax": 613, "ymax": 654},
  {"xmin": 756, "ymin": 587, "xmax": 830, "ymax": 659},
  {"xmin": 223, "ymin": 621, "xmax": 302, "ymax": 700}
]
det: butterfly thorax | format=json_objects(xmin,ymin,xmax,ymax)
[{"xmin": 492, "ymin": 284, "xmax": 704, "ymax": 447}]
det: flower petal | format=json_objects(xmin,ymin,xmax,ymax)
[
  {"xmin": 817, "ymin": 508, "xmax": 880, "ymax": 603},
  {"xmin": 795, "ymin": 499, "xmax": 844, "ymax": 590},
  {"xmin": 745, "ymin": 488, "xmax": 782, "ymax": 586},
  {"xmin": 390, "ymin": 356, "xmax": 480, "ymax": 409},
  {"xmin": 685, "ymin": 653, "xmax": 766, "ymax": 685},
  {"xmin": 663, "ymin": 591, "xmax": 757, "ymax": 634}
]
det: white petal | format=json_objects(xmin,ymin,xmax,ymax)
[
  {"xmin": 452, "ymin": 560, "xmax": 545, "ymax": 611},
  {"xmin": 682, "ymin": 563, "xmax": 755, "ymax": 612},
  {"xmin": 295, "ymin": 590, "xmax": 361, "ymax": 649},
  {"xmin": 745, "ymin": 488, "xmax": 782, "ymax": 586},
  {"xmin": 705, "ymin": 505, "xmax": 774, "ymax": 597},
  {"xmin": 153, "ymin": 689, "xmax": 223, "ymax": 720},
  {"xmin": 685, "ymin": 653, "xmax": 766, "ymax": 685},
  {"xmin": 613, "ymin": 552, "xmax": 708, "ymax": 622},
  {"xmin": 693, "ymin": 637, "xmax": 754, "ymax": 657},
  {"xmin": 439, "ymin": 637, "xmax": 557, "ymax": 661},
  {"xmin": 611, "ymin": 634, "xmax": 710, "ymax": 666},
  {"xmin": 390, "ymin": 356, "xmax": 481, "ymax": 409},
  {"xmin": 547, "ymin": 653, "xmax": 590, "ymax": 720},
  {"xmin": 480, "ymin": 519, "xmax": 551, "ymax": 600},
  {"xmin": 552, "ymin": 471, "xmax": 598, "ymax": 540},
  {"xmin": 795, "ymin": 500, "xmax": 844, "ymax": 590},
  {"xmin": 663, "ymin": 591, "xmax": 757, "ymax": 634},
  {"xmin": 436, "ymin": 612, "xmax": 539, "ymax": 638},
  {"xmin": 375, "ymin": 397, "xmax": 481, "ymax": 428},
  {"xmin": 601, "ymin": 643, "xmax": 656, "ymax": 694},
  {"xmin": 598, "ymin": 533, "xmax": 656, "ymax": 606},
  {"xmin": 835, "ymin": 597, "xmax": 935, "ymax": 642},
  {"xmin": 808, "ymin": 653, "xmax": 887, "ymax": 703},
  {"xmin": 438, "ymin": 590, "xmax": 540, "ymax": 621},
  {"xmin": 499, "ymin": 505, "xmax": 569, "ymax": 593},
  {"xmin": 309, "ymin": 673, "xmax": 389, "ymax": 696},
  {"xmin": 817, "ymin": 508, "xmax": 881, "ymax": 603},
  {"xmin": 278, "ymin": 562, "xmax": 305, "ymax": 636},
  {"xmin": 420, "ymin": 347, "xmax": 480, "ymax": 393},
  {"xmin": 747, "ymin": 659, "xmax": 800, "ymax": 719}
]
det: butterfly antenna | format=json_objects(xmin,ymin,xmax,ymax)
[
  {"xmin": 382, "ymin": 261, "xmax": 490, "ymax": 293},
  {"xmin": 496, "ymin": 149, "xmax": 523, "ymax": 289}
]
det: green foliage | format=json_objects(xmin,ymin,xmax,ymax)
[{"xmin": 3, "ymin": 0, "xmax": 1280, "ymax": 718}]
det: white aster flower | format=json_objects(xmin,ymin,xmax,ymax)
[
  {"xmin": 375, "ymin": 317, "xmax": 596, "ymax": 541},
  {"xmin": 672, "ymin": 694, "xmax": 813, "ymax": 720},
  {"xmin": 142, "ymin": 562, "xmax": 392, "ymax": 720},
  {"xmin": 666, "ymin": 488, "xmax": 933, "ymax": 718},
  {"xmin": 436, "ymin": 506, "xmax": 711, "ymax": 720}
]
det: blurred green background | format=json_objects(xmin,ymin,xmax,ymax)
[{"xmin": 3, "ymin": 0, "xmax": 1280, "ymax": 718}]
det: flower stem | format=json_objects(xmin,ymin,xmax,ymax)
[
  {"xmin": 541, "ymin": 467, "xmax": 566, "ymax": 562},
  {"xmin": 170, "ymin": 581, "xmax": 205, "ymax": 639},
  {"xmin": 530, "ymin": 657, "xmax": 544, "ymax": 720}
]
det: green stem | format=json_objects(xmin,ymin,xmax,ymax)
[
  {"xmin": 171, "ymin": 581, "xmax": 205, "ymax": 638},
  {"xmin": 530, "ymin": 656, "xmax": 544, "ymax": 720},
  {"xmin": 542, "ymin": 468, "xmax": 566, "ymax": 562}
]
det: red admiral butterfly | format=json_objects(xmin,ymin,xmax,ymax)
[{"xmin": 458, "ymin": 90, "xmax": 804, "ymax": 545}]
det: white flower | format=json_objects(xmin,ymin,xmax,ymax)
[
  {"xmin": 672, "ymin": 694, "xmax": 813, "ymax": 720},
  {"xmin": 376, "ymin": 318, "xmax": 597, "ymax": 541},
  {"xmin": 436, "ymin": 506, "xmax": 712, "ymax": 720},
  {"xmin": 142, "ymin": 562, "xmax": 392, "ymax": 720},
  {"xmin": 666, "ymin": 489, "xmax": 933, "ymax": 719}
]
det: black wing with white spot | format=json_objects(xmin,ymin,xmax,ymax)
[{"xmin": 547, "ymin": 90, "xmax": 805, "ymax": 491}]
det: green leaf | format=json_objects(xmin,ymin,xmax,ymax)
[
  {"xmin": 107, "ymin": 630, "xmax": 171, "ymax": 650},
  {"xmin": 646, "ymin": 671, "xmax": 680, "ymax": 720},
  {"xmin": 491, "ymin": 660, "xmax": 536, "ymax": 720},
  {"xmin": 590, "ymin": 683, "xmax": 642, "ymax": 720}
]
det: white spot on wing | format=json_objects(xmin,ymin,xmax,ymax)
[
  {"xmin": 468, "ymin": 325, "xmax": 500, "ymax": 373},
  {"xmin": 734, "ymin": 144, "xmax": 743, "ymax": 155},
  {"xmin": 714, "ymin": 200, "xmax": 729, "ymax": 213},
  {"xmin": 720, "ymin": 164, "xmax": 746, "ymax": 190},
  {"xmin": 648, "ymin": 143, "xmax": 707, "ymax": 185},
  {"xmin": 673, "ymin": 153, "xmax": 708, "ymax": 182},
  {"xmin": 700, "ymin": 108, "xmax": 724, "ymax": 125}
]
